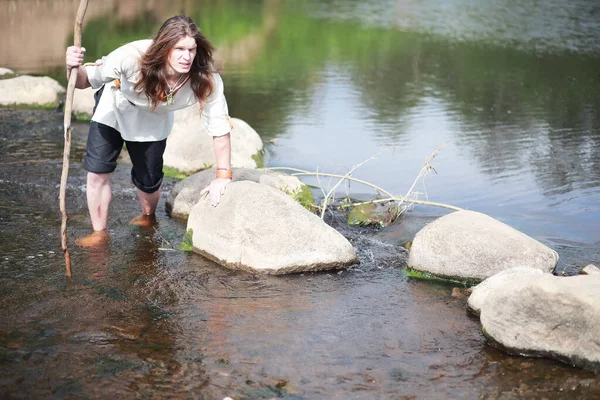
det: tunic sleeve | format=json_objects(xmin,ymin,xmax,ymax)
[
  {"xmin": 84, "ymin": 43, "xmax": 138, "ymax": 89},
  {"xmin": 202, "ymin": 73, "xmax": 233, "ymax": 137}
]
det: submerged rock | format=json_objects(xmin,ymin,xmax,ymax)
[
  {"xmin": 467, "ymin": 267, "xmax": 544, "ymax": 316},
  {"xmin": 187, "ymin": 181, "xmax": 358, "ymax": 274},
  {"xmin": 164, "ymin": 104, "xmax": 263, "ymax": 173},
  {"xmin": 408, "ymin": 210, "xmax": 558, "ymax": 282},
  {"xmin": 166, "ymin": 168, "xmax": 312, "ymax": 219},
  {"xmin": 347, "ymin": 203, "xmax": 394, "ymax": 227},
  {"xmin": 0, "ymin": 76, "xmax": 64, "ymax": 106},
  {"xmin": 480, "ymin": 274, "xmax": 600, "ymax": 372}
]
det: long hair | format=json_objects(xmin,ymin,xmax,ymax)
[{"xmin": 135, "ymin": 15, "xmax": 216, "ymax": 109}]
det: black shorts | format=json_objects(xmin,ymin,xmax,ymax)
[{"xmin": 83, "ymin": 88, "xmax": 166, "ymax": 194}]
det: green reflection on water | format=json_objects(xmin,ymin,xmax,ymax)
[
  {"xmin": 61, "ymin": 0, "xmax": 600, "ymax": 135},
  {"xmin": 49, "ymin": 0, "xmax": 600, "ymax": 196},
  {"xmin": 79, "ymin": 2, "xmax": 265, "ymax": 60}
]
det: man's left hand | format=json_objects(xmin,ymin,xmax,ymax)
[{"xmin": 200, "ymin": 178, "xmax": 231, "ymax": 207}]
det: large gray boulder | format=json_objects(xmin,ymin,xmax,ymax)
[
  {"xmin": 467, "ymin": 267, "xmax": 544, "ymax": 316},
  {"xmin": 164, "ymin": 105, "xmax": 263, "ymax": 173},
  {"xmin": 408, "ymin": 210, "xmax": 558, "ymax": 282},
  {"xmin": 0, "ymin": 75, "xmax": 64, "ymax": 106},
  {"xmin": 187, "ymin": 181, "xmax": 358, "ymax": 274},
  {"xmin": 166, "ymin": 168, "xmax": 309, "ymax": 220},
  {"xmin": 481, "ymin": 274, "xmax": 600, "ymax": 372}
]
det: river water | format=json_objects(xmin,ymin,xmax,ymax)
[{"xmin": 1, "ymin": 0, "xmax": 599, "ymax": 398}]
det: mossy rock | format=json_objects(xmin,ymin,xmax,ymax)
[
  {"xmin": 179, "ymin": 229, "xmax": 194, "ymax": 251},
  {"xmin": 348, "ymin": 203, "xmax": 394, "ymax": 227}
]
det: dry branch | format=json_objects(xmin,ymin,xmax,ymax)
[
  {"xmin": 60, "ymin": 0, "xmax": 88, "ymax": 278},
  {"xmin": 266, "ymin": 143, "xmax": 462, "ymax": 223}
]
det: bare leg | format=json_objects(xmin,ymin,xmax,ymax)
[
  {"xmin": 129, "ymin": 187, "xmax": 161, "ymax": 227},
  {"xmin": 76, "ymin": 172, "xmax": 111, "ymax": 247}
]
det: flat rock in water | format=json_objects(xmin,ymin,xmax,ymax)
[
  {"xmin": 480, "ymin": 274, "xmax": 600, "ymax": 372},
  {"xmin": 187, "ymin": 181, "xmax": 358, "ymax": 274},
  {"xmin": 467, "ymin": 267, "xmax": 544, "ymax": 316},
  {"xmin": 581, "ymin": 264, "xmax": 600, "ymax": 275},
  {"xmin": 164, "ymin": 104, "xmax": 263, "ymax": 173},
  {"xmin": 0, "ymin": 75, "xmax": 64, "ymax": 106},
  {"xmin": 166, "ymin": 168, "xmax": 306, "ymax": 220},
  {"xmin": 408, "ymin": 210, "xmax": 558, "ymax": 281}
]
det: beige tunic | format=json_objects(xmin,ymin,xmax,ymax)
[{"xmin": 85, "ymin": 39, "xmax": 231, "ymax": 142}]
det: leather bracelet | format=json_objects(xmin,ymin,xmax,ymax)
[{"xmin": 216, "ymin": 169, "xmax": 232, "ymax": 180}]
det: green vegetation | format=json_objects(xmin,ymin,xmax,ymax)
[
  {"xmin": 251, "ymin": 151, "xmax": 264, "ymax": 169},
  {"xmin": 77, "ymin": 11, "xmax": 160, "ymax": 64},
  {"xmin": 285, "ymin": 185, "xmax": 316, "ymax": 212},
  {"xmin": 79, "ymin": 1, "xmax": 265, "ymax": 71},
  {"xmin": 0, "ymin": 102, "xmax": 58, "ymax": 110},
  {"xmin": 187, "ymin": 1, "xmax": 265, "ymax": 46},
  {"xmin": 73, "ymin": 111, "xmax": 92, "ymax": 122},
  {"xmin": 179, "ymin": 229, "xmax": 194, "ymax": 252},
  {"xmin": 405, "ymin": 268, "xmax": 478, "ymax": 287},
  {"xmin": 163, "ymin": 166, "xmax": 189, "ymax": 180}
]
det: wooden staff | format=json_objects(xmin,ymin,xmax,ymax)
[{"xmin": 60, "ymin": 0, "xmax": 89, "ymax": 278}]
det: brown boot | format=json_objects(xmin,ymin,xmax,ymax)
[
  {"xmin": 75, "ymin": 230, "xmax": 109, "ymax": 248},
  {"xmin": 128, "ymin": 213, "xmax": 157, "ymax": 228}
]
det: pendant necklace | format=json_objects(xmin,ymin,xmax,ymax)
[{"xmin": 166, "ymin": 73, "xmax": 188, "ymax": 105}]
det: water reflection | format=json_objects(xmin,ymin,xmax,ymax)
[{"xmin": 2, "ymin": 0, "xmax": 600, "ymax": 397}]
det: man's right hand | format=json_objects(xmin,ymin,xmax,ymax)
[{"xmin": 66, "ymin": 46, "xmax": 86, "ymax": 72}]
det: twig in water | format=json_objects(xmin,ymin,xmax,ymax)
[
  {"xmin": 265, "ymin": 143, "xmax": 461, "ymax": 223},
  {"xmin": 395, "ymin": 142, "xmax": 447, "ymax": 218}
]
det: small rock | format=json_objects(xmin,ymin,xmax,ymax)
[
  {"xmin": 0, "ymin": 75, "xmax": 65, "ymax": 106},
  {"xmin": 0, "ymin": 67, "xmax": 15, "ymax": 76},
  {"xmin": 580, "ymin": 264, "xmax": 600, "ymax": 275},
  {"xmin": 451, "ymin": 287, "xmax": 467, "ymax": 299}
]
